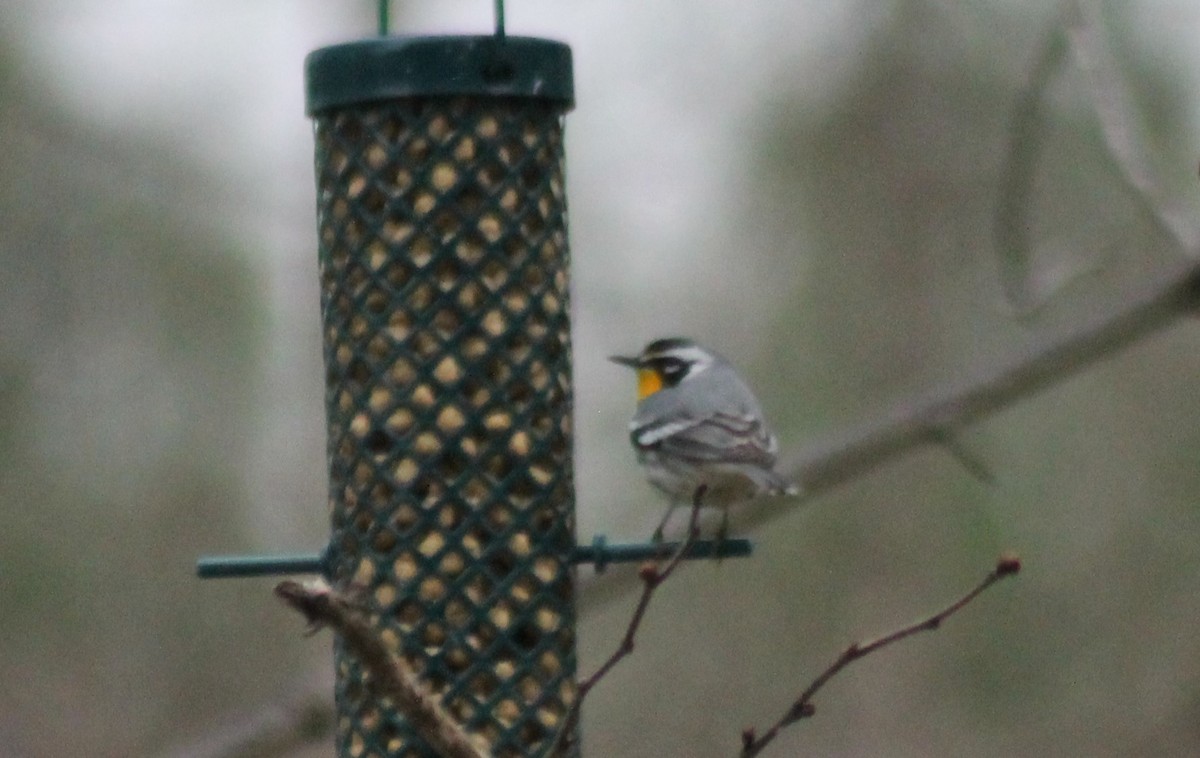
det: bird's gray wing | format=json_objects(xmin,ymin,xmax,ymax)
[{"xmin": 646, "ymin": 411, "xmax": 778, "ymax": 468}]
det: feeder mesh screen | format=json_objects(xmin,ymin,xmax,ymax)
[{"xmin": 313, "ymin": 96, "xmax": 577, "ymax": 757}]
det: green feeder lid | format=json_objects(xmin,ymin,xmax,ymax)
[{"xmin": 305, "ymin": 35, "xmax": 574, "ymax": 114}]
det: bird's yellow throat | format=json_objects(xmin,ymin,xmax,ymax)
[{"xmin": 637, "ymin": 368, "xmax": 663, "ymax": 400}]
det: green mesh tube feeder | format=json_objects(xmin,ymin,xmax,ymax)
[
  {"xmin": 195, "ymin": 18, "xmax": 754, "ymax": 758},
  {"xmin": 306, "ymin": 34, "xmax": 576, "ymax": 756}
]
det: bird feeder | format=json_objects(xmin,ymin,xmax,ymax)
[
  {"xmin": 195, "ymin": 10, "xmax": 755, "ymax": 757},
  {"xmin": 306, "ymin": 33, "xmax": 577, "ymax": 756}
]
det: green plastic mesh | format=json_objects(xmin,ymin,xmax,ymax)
[{"xmin": 312, "ymin": 95, "xmax": 577, "ymax": 757}]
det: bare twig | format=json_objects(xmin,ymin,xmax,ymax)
[
  {"xmin": 274, "ymin": 581, "xmax": 490, "ymax": 758},
  {"xmin": 739, "ymin": 553, "xmax": 1022, "ymax": 757},
  {"xmin": 928, "ymin": 428, "xmax": 996, "ymax": 485},
  {"xmin": 548, "ymin": 485, "xmax": 708, "ymax": 757},
  {"xmin": 994, "ymin": 16, "xmax": 1070, "ymax": 309},
  {"xmin": 1067, "ymin": 0, "xmax": 1197, "ymax": 253}
]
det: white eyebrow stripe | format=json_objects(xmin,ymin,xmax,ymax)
[{"xmin": 643, "ymin": 346, "xmax": 712, "ymax": 368}]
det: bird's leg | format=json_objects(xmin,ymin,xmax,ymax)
[{"xmin": 651, "ymin": 501, "xmax": 679, "ymax": 543}]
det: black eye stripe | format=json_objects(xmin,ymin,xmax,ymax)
[{"xmin": 652, "ymin": 357, "xmax": 688, "ymax": 383}]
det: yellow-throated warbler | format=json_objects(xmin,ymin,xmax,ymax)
[{"xmin": 610, "ymin": 337, "xmax": 799, "ymax": 540}]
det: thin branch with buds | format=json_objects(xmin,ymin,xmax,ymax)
[
  {"xmin": 738, "ymin": 553, "xmax": 1023, "ymax": 757},
  {"xmin": 548, "ymin": 485, "xmax": 708, "ymax": 757},
  {"xmin": 273, "ymin": 580, "xmax": 490, "ymax": 758}
]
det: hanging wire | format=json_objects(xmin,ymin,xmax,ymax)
[{"xmin": 377, "ymin": 1, "xmax": 501, "ymax": 38}]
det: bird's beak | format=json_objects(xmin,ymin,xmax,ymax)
[{"xmin": 608, "ymin": 354, "xmax": 640, "ymax": 368}]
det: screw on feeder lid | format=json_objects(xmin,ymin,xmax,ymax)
[{"xmin": 304, "ymin": 35, "xmax": 574, "ymax": 115}]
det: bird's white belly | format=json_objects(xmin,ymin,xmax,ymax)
[{"xmin": 639, "ymin": 449, "xmax": 760, "ymax": 506}]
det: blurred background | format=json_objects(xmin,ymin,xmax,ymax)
[{"xmin": 3, "ymin": 1, "xmax": 1200, "ymax": 756}]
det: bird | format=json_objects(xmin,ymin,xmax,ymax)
[{"xmin": 609, "ymin": 337, "xmax": 799, "ymax": 542}]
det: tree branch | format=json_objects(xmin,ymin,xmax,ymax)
[
  {"xmin": 777, "ymin": 259, "xmax": 1200, "ymax": 494},
  {"xmin": 273, "ymin": 580, "xmax": 490, "ymax": 758},
  {"xmin": 739, "ymin": 553, "xmax": 1022, "ymax": 757},
  {"xmin": 993, "ymin": 14, "xmax": 1069, "ymax": 309},
  {"xmin": 548, "ymin": 485, "xmax": 708, "ymax": 757},
  {"xmin": 750, "ymin": 257, "xmax": 1200, "ymax": 543},
  {"xmin": 1067, "ymin": 0, "xmax": 1197, "ymax": 253}
]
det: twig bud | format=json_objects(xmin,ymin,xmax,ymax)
[
  {"xmin": 638, "ymin": 562, "xmax": 659, "ymax": 583},
  {"xmin": 996, "ymin": 552, "xmax": 1022, "ymax": 576}
]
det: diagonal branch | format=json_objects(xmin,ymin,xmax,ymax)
[
  {"xmin": 548, "ymin": 485, "xmax": 708, "ymax": 757},
  {"xmin": 274, "ymin": 580, "xmax": 490, "ymax": 758},
  {"xmin": 754, "ymin": 258, "xmax": 1200, "ymax": 532},
  {"xmin": 739, "ymin": 553, "xmax": 1022, "ymax": 757}
]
